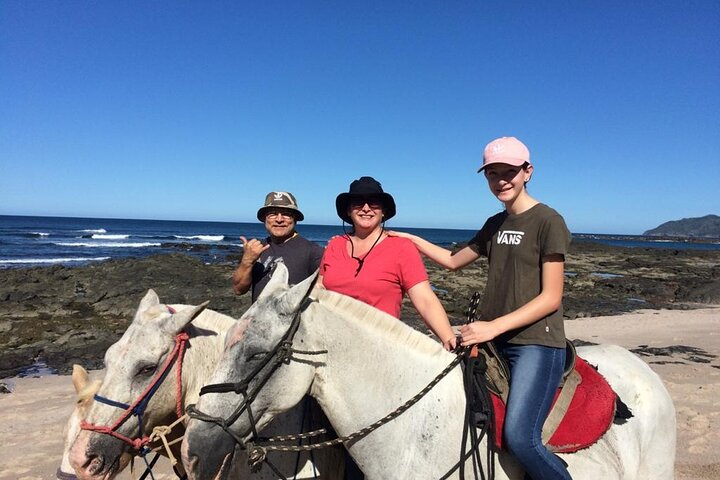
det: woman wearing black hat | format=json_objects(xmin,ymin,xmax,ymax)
[{"xmin": 319, "ymin": 176, "xmax": 457, "ymax": 351}]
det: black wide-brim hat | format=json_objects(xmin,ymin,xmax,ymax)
[{"xmin": 335, "ymin": 176, "xmax": 396, "ymax": 224}]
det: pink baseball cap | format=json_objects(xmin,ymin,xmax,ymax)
[{"xmin": 477, "ymin": 136, "xmax": 531, "ymax": 172}]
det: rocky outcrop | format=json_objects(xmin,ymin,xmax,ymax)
[
  {"xmin": 2, "ymin": 244, "xmax": 719, "ymax": 378},
  {"xmin": 0, "ymin": 254, "xmax": 251, "ymax": 378}
]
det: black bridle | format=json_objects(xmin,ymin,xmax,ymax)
[{"xmin": 186, "ymin": 279, "xmax": 320, "ymax": 449}]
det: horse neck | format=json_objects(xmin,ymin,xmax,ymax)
[
  {"xmin": 180, "ymin": 310, "xmax": 236, "ymax": 406},
  {"xmin": 303, "ymin": 294, "xmax": 463, "ymax": 433}
]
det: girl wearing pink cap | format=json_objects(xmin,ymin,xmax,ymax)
[{"xmin": 391, "ymin": 137, "xmax": 572, "ymax": 480}]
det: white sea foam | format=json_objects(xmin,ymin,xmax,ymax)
[
  {"xmin": 174, "ymin": 235, "xmax": 225, "ymax": 242},
  {"xmin": 0, "ymin": 257, "xmax": 111, "ymax": 265},
  {"xmin": 30, "ymin": 232, "xmax": 50, "ymax": 237},
  {"xmin": 92, "ymin": 234, "xmax": 130, "ymax": 240},
  {"xmin": 80, "ymin": 229, "xmax": 107, "ymax": 234},
  {"xmin": 55, "ymin": 242, "xmax": 161, "ymax": 248}
]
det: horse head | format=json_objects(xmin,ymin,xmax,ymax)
[
  {"xmin": 69, "ymin": 289, "xmax": 208, "ymax": 480},
  {"xmin": 182, "ymin": 264, "xmax": 319, "ymax": 480}
]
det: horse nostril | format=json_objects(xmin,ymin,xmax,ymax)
[{"xmin": 87, "ymin": 455, "xmax": 105, "ymax": 475}]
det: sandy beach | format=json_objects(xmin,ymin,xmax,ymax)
[
  {"xmin": 1, "ymin": 307, "xmax": 718, "ymax": 479},
  {"xmin": 565, "ymin": 307, "xmax": 720, "ymax": 480}
]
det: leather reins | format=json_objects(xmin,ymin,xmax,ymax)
[{"xmin": 186, "ymin": 286, "xmax": 495, "ymax": 480}]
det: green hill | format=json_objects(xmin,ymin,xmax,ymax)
[{"xmin": 644, "ymin": 214, "xmax": 720, "ymax": 238}]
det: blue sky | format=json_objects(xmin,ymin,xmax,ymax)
[{"xmin": 1, "ymin": 2, "xmax": 718, "ymax": 234}]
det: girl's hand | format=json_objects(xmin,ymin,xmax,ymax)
[
  {"xmin": 442, "ymin": 335, "xmax": 457, "ymax": 352},
  {"xmin": 459, "ymin": 320, "xmax": 501, "ymax": 346}
]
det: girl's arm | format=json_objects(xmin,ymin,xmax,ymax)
[
  {"xmin": 459, "ymin": 254, "xmax": 565, "ymax": 345},
  {"xmin": 407, "ymin": 280, "xmax": 457, "ymax": 351},
  {"xmin": 388, "ymin": 231, "xmax": 480, "ymax": 270}
]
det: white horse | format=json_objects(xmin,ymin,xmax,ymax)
[
  {"xmin": 69, "ymin": 289, "xmax": 343, "ymax": 480},
  {"xmin": 182, "ymin": 264, "xmax": 676, "ymax": 480}
]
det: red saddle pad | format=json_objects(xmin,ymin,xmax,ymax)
[{"xmin": 490, "ymin": 357, "xmax": 617, "ymax": 453}]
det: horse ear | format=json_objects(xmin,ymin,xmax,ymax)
[
  {"xmin": 163, "ymin": 301, "xmax": 210, "ymax": 335},
  {"xmin": 257, "ymin": 262, "xmax": 290, "ymax": 301},
  {"xmin": 278, "ymin": 270, "xmax": 318, "ymax": 315},
  {"xmin": 71, "ymin": 364, "xmax": 89, "ymax": 393},
  {"xmin": 139, "ymin": 289, "xmax": 161, "ymax": 311}
]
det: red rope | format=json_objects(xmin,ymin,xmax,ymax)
[
  {"xmin": 175, "ymin": 334, "xmax": 187, "ymax": 418},
  {"xmin": 81, "ymin": 326, "xmax": 190, "ymax": 451}
]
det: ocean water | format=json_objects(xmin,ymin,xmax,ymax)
[
  {"xmin": 0, "ymin": 215, "xmax": 479, "ymax": 268},
  {"xmin": 1, "ymin": 215, "xmax": 718, "ymax": 269},
  {"xmin": 572, "ymin": 233, "xmax": 720, "ymax": 251}
]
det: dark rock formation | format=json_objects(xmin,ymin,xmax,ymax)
[{"xmin": 2, "ymin": 243, "xmax": 719, "ymax": 378}]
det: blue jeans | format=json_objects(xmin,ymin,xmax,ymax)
[{"xmin": 497, "ymin": 343, "xmax": 572, "ymax": 480}]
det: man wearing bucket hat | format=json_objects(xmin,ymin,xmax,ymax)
[{"xmin": 232, "ymin": 191, "xmax": 324, "ymax": 302}]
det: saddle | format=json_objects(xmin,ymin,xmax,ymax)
[{"xmin": 463, "ymin": 294, "xmax": 628, "ymax": 454}]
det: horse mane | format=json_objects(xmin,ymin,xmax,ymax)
[{"xmin": 312, "ymin": 287, "xmax": 446, "ymax": 357}]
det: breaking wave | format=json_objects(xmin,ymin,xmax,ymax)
[
  {"xmin": 174, "ymin": 235, "xmax": 225, "ymax": 242},
  {"xmin": 54, "ymin": 242, "xmax": 161, "ymax": 248},
  {"xmin": 0, "ymin": 257, "xmax": 111, "ymax": 265},
  {"xmin": 91, "ymin": 234, "xmax": 130, "ymax": 240}
]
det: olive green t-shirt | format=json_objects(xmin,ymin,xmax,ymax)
[{"xmin": 467, "ymin": 203, "xmax": 571, "ymax": 348}]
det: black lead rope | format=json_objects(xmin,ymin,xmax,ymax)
[
  {"xmin": 456, "ymin": 292, "xmax": 496, "ymax": 480},
  {"xmin": 460, "ymin": 350, "xmax": 496, "ymax": 480}
]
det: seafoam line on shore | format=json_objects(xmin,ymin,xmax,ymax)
[{"xmin": 0, "ymin": 257, "xmax": 111, "ymax": 265}]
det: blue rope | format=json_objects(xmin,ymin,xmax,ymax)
[{"xmin": 93, "ymin": 394, "xmax": 130, "ymax": 410}]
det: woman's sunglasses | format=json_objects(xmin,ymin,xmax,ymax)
[{"xmin": 349, "ymin": 196, "xmax": 384, "ymax": 210}]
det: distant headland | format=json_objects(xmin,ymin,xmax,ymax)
[{"xmin": 644, "ymin": 214, "xmax": 720, "ymax": 238}]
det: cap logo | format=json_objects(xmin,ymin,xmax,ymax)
[
  {"xmin": 491, "ymin": 143, "xmax": 505, "ymax": 154},
  {"xmin": 273, "ymin": 193, "xmax": 284, "ymax": 201}
]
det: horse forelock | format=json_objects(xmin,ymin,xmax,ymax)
[
  {"xmin": 172, "ymin": 305, "xmax": 237, "ymax": 333},
  {"xmin": 224, "ymin": 316, "xmax": 251, "ymax": 352},
  {"xmin": 314, "ymin": 288, "xmax": 445, "ymax": 357},
  {"xmin": 77, "ymin": 379, "xmax": 102, "ymax": 405},
  {"xmin": 137, "ymin": 303, "xmax": 170, "ymax": 323}
]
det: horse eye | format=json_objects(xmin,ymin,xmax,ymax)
[{"xmin": 136, "ymin": 364, "xmax": 157, "ymax": 376}]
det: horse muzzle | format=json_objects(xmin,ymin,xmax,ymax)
[
  {"xmin": 69, "ymin": 430, "xmax": 131, "ymax": 480},
  {"xmin": 182, "ymin": 419, "xmax": 241, "ymax": 480}
]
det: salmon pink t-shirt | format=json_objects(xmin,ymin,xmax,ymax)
[{"xmin": 319, "ymin": 235, "xmax": 428, "ymax": 318}]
